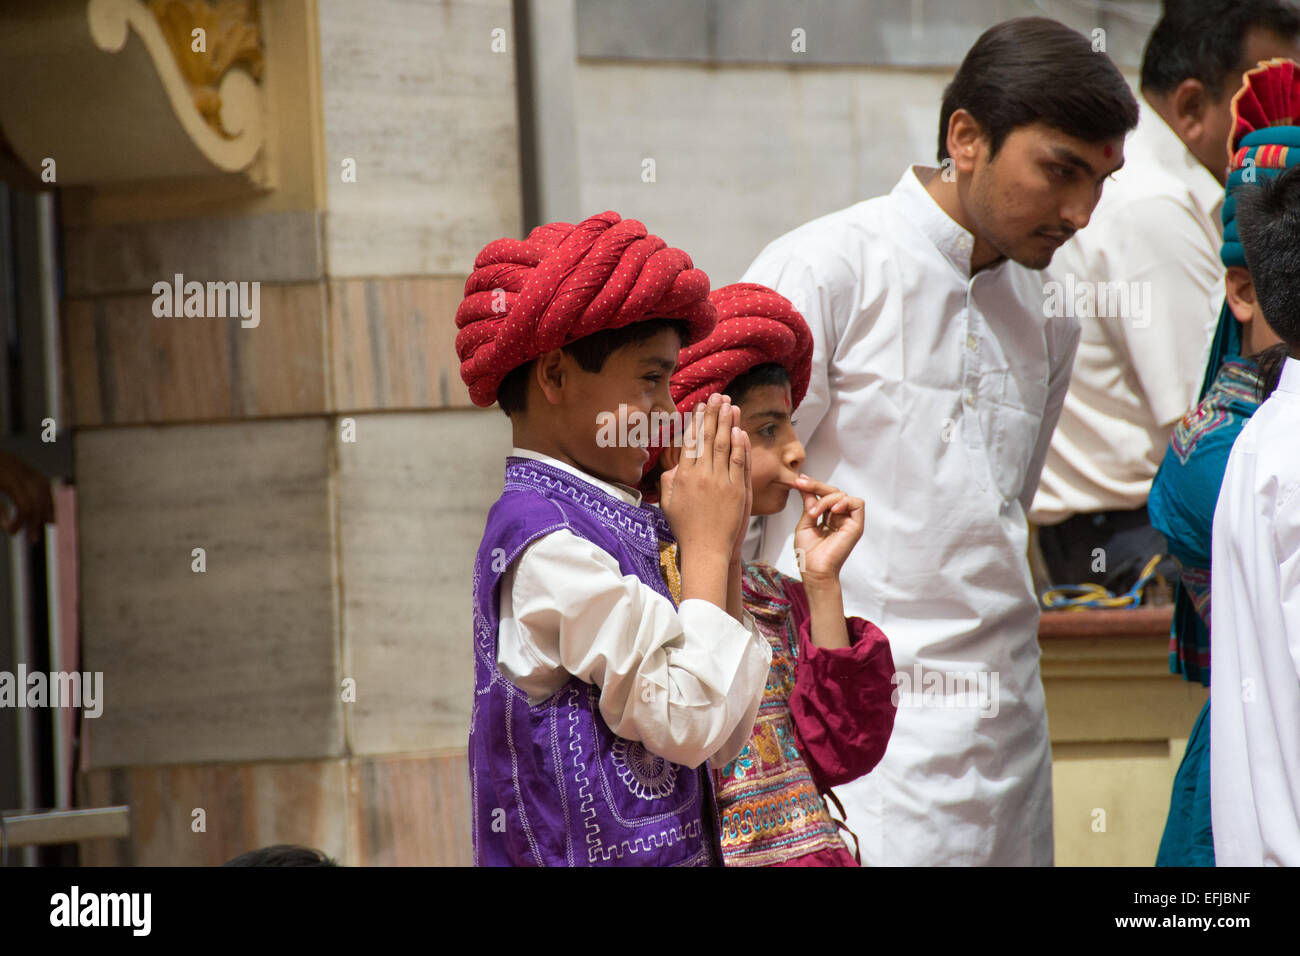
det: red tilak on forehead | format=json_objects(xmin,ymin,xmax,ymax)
[{"xmin": 1104, "ymin": 144, "xmax": 1113, "ymax": 158}]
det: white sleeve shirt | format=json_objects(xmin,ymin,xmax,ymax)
[
  {"xmin": 496, "ymin": 450, "xmax": 772, "ymax": 771},
  {"xmin": 1211, "ymin": 357, "xmax": 1300, "ymax": 866}
]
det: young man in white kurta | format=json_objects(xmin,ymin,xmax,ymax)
[
  {"xmin": 742, "ymin": 165, "xmax": 1079, "ymax": 865},
  {"xmin": 1210, "ymin": 357, "xmax": 1300, "ymax": 865}
]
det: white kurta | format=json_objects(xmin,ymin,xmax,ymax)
[
  {"xmin": 742, "ymin": 166, "xmax": 1077, "ymax": 865},
  {"xmin": 496, "ymin": 448, "xmax": 773, "ymax": 771},
  {"xmin": 1210, "ymin": 358, "xmax": 1300, "ymax": 866}
]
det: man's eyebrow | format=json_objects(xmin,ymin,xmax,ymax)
[
  {"xmin": 1048, "ymin": 145, "xmax": 1124, "ymax": 179},
  {"xmin": 746, "ymin": 409, "xmax": 789, "ymax": 422},
  {"xmin": 1048, "ymin": 146, "xmax": 1097, "ymax": 177},
  {"xmin": 640, "ymin": 356, "xmax": 676, "ymax": 372}
]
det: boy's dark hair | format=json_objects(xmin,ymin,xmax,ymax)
[
  {"xmin": 1237, "ymin": 163, "xmax": 1300, "ymax": 354},
  {"xmin": 1140, "ymin": 0, "xmax": 1300, "ymax": 98},
  {"xmin": 938, "ymin": 17, "xmax": 1138, "ymax": 162},
  {"xmin": 222, "ymin": 844, "xmax": 339, "ymax": 867},
  {"xmin": 725, "ymin": 362, "xmax": 792, "ymax": 408},
  {"xmin": 497, "ymin": 318, "xmax": 688, "ymax": 416},
  {"xmin": 1255, "ymin": 342, "xmax": 1290, "ymax": 400}
]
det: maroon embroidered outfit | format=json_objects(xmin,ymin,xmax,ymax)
[{"xmin": 714, "ymin": 562, "xmax": 897, "ymax": 866}]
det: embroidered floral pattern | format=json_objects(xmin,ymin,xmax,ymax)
[
  {"xmin": 611, "ymin": 738, "xmax": 679, "ymax": 800},
  {"xmin": 721, "ymin": 744, "xmax": 755, "ymax": 780},
  {"xmin": 1171, "ymin": 360, "xmax": 1262, "ymax": 465}
]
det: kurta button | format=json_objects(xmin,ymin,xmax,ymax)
[
  {"xmin": 964, "ymin": 389, "xmax": 976, "ymax": 407},
  {"xmin": 966, "ymin": 334, "xmax": 978, "ymax": 350}
]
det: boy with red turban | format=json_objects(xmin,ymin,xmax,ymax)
[
  {"xmin": 649, "ymin": 283, "xmax": 898, "ymax": 866},
  {"xmin": 457, "ymin": 212, "xmax": 772, "ymax": 867}
]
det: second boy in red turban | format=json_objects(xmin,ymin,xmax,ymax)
[{"xmin": 649, "ymin": 282, "xmax": 896, "ymax": 868}]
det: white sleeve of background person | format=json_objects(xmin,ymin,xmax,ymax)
[
  {"xmin": 497, "ymin": 529, "xmax": 772, "ymax": 769},
  {"xmin": 1103, "ymin": 196, "xmax": 1223, "ymax": 426},
  {"xmin": 1210, "ymin": 389, "xmax": 1300, "ymax": 866}
]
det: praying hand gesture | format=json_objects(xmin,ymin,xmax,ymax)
[{"xmin": 660, "ymin": 394, "xmax": 751, "ymax": 621}]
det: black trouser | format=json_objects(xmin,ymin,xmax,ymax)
[{"xmin": 1037, "ymin": 505, "xmax": 1176, "ymax": 596}]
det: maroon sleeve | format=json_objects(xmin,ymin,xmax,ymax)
[{"xmin": 783, "ymin": 575, "xmax": 898, "ymax": 789}]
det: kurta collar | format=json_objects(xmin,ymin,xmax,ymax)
[
  {"xmin": 510, "ymin": 446, "xmax": 644, "ymax": 506},
  {"xmin": 1134, "ymin": 97, "xmax": 1225, "ymax": 230},
  {"xmin": 892, "ymin": 164, "xmax": 983, "ymax": 279}
]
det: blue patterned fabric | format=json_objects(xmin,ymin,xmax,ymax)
[{"xmin": 1149, "ymin": 358, "xmax": 1264, "ymax": 685}]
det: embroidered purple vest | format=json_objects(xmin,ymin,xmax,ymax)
[{"xmin": 469, "ymin": 456, "xmax": 723, "ymax": 866}]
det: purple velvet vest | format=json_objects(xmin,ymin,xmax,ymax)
[{"xmin": 469, "ymin": 456, "xmax": 723, "ymax": 866}]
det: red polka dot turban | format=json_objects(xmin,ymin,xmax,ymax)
[
  {"xmin": 670, "ymin": 282, "xmax": 813, "ymax": 415},
  {"xmin": 455, "ymin": 211, "xmax": 717, "ymax": 407}
]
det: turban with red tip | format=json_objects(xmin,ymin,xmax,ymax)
[
  {"xmin": 639, "ymin": 283, "xmax": 813, "ymax": 501},
  {"xmin": 670, "ymin": 282, "xmax": 813, "ymax": 414},
  {"xmin": 455, "ymin": 211, "xmax": 716, "ymax": 407}
]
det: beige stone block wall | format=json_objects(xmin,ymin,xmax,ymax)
[
  {"xmin": 78, "ymin": 751, "xmax": 473, "ymax": 866},
  {"xmin": 318, "ymin": 0, "xmax": 522, "ymax": 277},
  {"xmin": 327, "ymin": 277, "xmax": 476, "ymax": 411},
  {"xmin": 573, "ymin": 62, "xmax": 954, "ymax": 283},
  {"xmin": 1041, "ymin": 628, "xmax": 1208, "ymax": 867},
  {"xmin": 62, "ymin": 283, "xmax": 330, "ymax": 426},
  {"xmin": 76, "ymin": 419, "xmax": 343, "ymax": 767},
  {"xmin": 337, "ymin": 410, "xmax": 511, "ymax": 756}
]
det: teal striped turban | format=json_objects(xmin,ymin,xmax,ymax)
[{"xmin": 1202, "ymin": 58, "xmax": 1300, "ymax": 396}]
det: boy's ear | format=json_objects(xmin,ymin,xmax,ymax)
[
  {"xmin": 535, "ymin": 349, "xmax": 568, "ymax": 404},
  {"xmin": 1225, "ymin": 266, "xmax": 1259, "ymax": 324}
]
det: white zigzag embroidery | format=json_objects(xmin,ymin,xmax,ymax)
[
  {"xmin": 567, "ymin": 687, "xmax": 603, "ymax": 860},
  {"xmin": 549, "ymin": 696, "xmax": 575, "ymax": 866},
  {"xmin": 506, "ymin": 690, "xmax": 542, "ymax": 864},
  {"xmin": 567, "ymin": 686, "xmax": 703, "ymax": 864},
  {"xmin": 504, "ymin": 462, "xmax": 670, "ymax": 553}
]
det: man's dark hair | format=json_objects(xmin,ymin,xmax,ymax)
[
  {"xmin": 1140, "ymin": 0, "xmax": 1300, "ymax": 98},
  {"xmin": 1237, "ymin": 164, "xmax": 1300, "ymax": 353},
  {"xmin": 497, "ymin": 318, "xmax": 687, "ymax": 416},
  {"xmin": 725, "ymin": 362, "xmax": 791, "ymax": 408},
  {"xmin": 938, "ymin": 17, "xmax": 1139, "ymax": 162},
  {"xmin": 222, "ymin": 844, "xmax": 339, "ymax": 866}
]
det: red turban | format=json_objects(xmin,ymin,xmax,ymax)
[
  {"xmin": 455, "ymin": 211, "xmax": 716, "ymax": 407},
  {"xmin": 639, "ymin": 283, "xmax": 813, "ymax": 500},
  {"xmin": 670, "ymin": 282, "xmax": 813, "ymax": 414}
]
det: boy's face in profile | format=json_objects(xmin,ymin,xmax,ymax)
[
  {"xmin": 551, "ymin": 327, "xmax": 683, "ymax": 489},
  {"xmin": 736, "ymin": 383, "xmax": 805, "ymax": 517}
]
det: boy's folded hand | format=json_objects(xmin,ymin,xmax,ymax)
[{"xmin": 661, "ymin": 394, "xmax": 748, "ymax": 557}]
